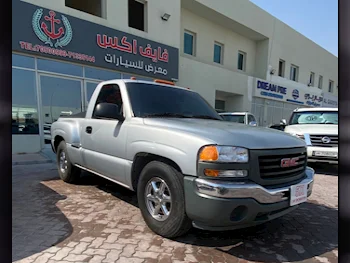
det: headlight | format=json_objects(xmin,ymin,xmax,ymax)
[{"xmin": 199, "ymin": 145, "xmax": 249, "ymax": 163}]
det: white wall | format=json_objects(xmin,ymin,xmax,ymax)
[
  {"xmin": 178, "ymin": 57, "xmax": 251, "ymax": 111},
  {"xmin": 180, "ymin": 8, "xmax": 257, "ymax": 77},
  {"xmin": 269, "ymin": 20, "xmax": 338, "ymax": 95},
  {"xmin": 192, "ymin": 0, "xmax": 338, "ymax": 96},
  {"xmin": 193, "ymin": 0, "xmax": 274, "ymax": 38},
  {"xmin": 22, "ymin": 0, "xmax": 181, "ymax": 48}
]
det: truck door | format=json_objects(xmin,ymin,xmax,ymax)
[{"xmin": 80, "ymin": 84, "xmax": 128, "ymax": 185}]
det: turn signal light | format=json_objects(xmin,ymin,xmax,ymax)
[
  {"xmin": 199, "ymin": 146, "xmax": 219, "ymax": 162},
  {"xmin": 204, "ymin": 169, "xmax": 220, "ymax": 177},
  {"xmin": 204, "ymin": 169, "xmax": 248, "ymax": 178}
]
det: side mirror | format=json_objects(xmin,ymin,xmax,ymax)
[
  {"xmin": 249, "ymin": 121, "xmax": 257, "ymax": 126},
  {"xmin": 94, "ymin": 103, "xmax": 124, "ymax": 121},
  {"xmin": 280, "ymin": 119, "xmax": 287, "ymax": 125},
  {"xmin": 269, "ymin": 124, "xmax": 285, "ymax": 131}
]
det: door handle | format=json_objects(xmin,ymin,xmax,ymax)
[{"xmin": 86, "ymin": 126, "xmax": 92, "ymax": 134}]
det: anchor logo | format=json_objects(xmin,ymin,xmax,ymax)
[
  {"xmin": 32, "ymin": 9, "xmax": 73, "ymax": 48},
  {"xmin": 41, "ymin": 11, "xmax": 65, "ymax": 40}
]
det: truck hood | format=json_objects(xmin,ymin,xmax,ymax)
[
  {"xmin": 284, "ymin": 124, "xmax": 338, "ymax": 135},
  {"xmin": 143, "ymin": 118, "xmax": 306, "ymax": 150}
]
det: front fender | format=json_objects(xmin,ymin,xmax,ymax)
[{"xmin": 128, "ymin": 141, "xmax": 197, "ymax": 176}]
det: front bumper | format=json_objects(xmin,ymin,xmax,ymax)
[
  {"xmin": 306, "ymin": 146, "xmax": 338, "ymax": 164},
  {"xmin": 184, "ymin": 167, "xmax": 315, "ymax": 231}
]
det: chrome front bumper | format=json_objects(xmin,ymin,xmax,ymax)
[{"xmin": 194, "ymin": 167, "xmax": 315, "ymax": 204}]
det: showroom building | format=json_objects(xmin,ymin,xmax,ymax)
[{"xmin": 12, "ymin": 0, "xmax": 338, "ymax": 153}]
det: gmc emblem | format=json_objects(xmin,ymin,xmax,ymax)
[{"xmin": 280, "ymin": 157, "xmax": 299, "ymax": 168}]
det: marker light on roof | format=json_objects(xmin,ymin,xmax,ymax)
[
  {"xmin": 130, "ymin": 77, "xmax": 136, "ymax": 80},
  {"xmin": 154, "ymin": 79, "xmax": 175, "ymax": 86}
]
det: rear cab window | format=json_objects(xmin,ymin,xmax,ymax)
[
  {"xmin": 92, "ymin": 84, "xmax": 123, "ymax": 119},
  {"xmin": 221, "ymin": 115, "xmax": 245, "ymax": 123}
]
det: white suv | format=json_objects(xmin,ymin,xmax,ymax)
[{"xmin": 283, "ymin": 107, "xmax": 338, "ymax": 164}]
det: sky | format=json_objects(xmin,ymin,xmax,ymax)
[{"xmin": 250, "ymin": 0, "xmax": 338, "ymax": 57}]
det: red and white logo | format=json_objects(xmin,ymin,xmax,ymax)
[
  {"xmin": 32, "ymin": 9, "xmax": 73, "ymax": 48},
  {"xmin": 280, "ymin": 157, "xmax": 299, "ymax": 168}
]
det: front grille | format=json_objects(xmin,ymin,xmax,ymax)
[
  {"xmin": 258, "ymin": 152, "xmax": 307, "ymax": 180},
  {"xmin": 309, "ymin": 134, "xmax": 338, "ymax": 147}
]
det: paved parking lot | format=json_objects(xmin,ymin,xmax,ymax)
[{"xmin": 13, "ymin": 162, "xmax": 338, "ymax": 263}]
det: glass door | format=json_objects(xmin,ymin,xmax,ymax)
[{"xmin": 39, "ymin": 74, "xmax": 83, "ymax": 146}]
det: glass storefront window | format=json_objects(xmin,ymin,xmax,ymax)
[
  {"xmin": 40, "ymin": 75, "xmax": 83, "ymax": 143},
  {"xmin": 12, "ymin": 68, "xmax": 39, "ymax": 135},
  {"xmin": 37, "ymin": 58, "xmax": 83, "ymax": 77},
  {"xmin": 86, "ymin": 82, "xmax": 100, "ymax": 103},
  {"xmin": 12, "ymin": 54, "xmax": 35, "ymax": 69},
  {"xmin": 85, "ymin": 67, "xmax": 121, "ymax": 81}
]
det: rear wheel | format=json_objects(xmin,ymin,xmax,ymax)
[
  {"xmin": 56, "ymin": 141, "xmax": 81, "ymax": 183},
  {"xmin": 137, "ymin": 161, "xmax": 192, "ymax": 238}
]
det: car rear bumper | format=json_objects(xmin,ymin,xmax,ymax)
[
  {"xmin": 184, "ymin": 167, "xmax": 314, "ymax": 231},
  {"xmin": 306, "ymin": 146, "xmax": 338, "ymax": 164}
]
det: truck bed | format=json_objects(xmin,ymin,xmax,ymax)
[{"xmin": 60, "ymin": 112, "xmax": 87, "ymax": 119}]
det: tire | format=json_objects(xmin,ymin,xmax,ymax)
[
  {"xmin": 137, "ymin": 161, "xmax": 192, "ymax": 238},
  {"xmin": 56, "ymin": 141, "xmax": 81, "ymax": 183}
]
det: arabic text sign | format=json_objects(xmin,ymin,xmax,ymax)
[
  {"xmin": 304, "ymin": 93, "xmax": 323, "ymax": 107},
  {"xmin": 12, "ymin": 0, "xmax": 179, "ymax": 80}
]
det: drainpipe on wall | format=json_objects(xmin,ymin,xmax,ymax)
[{"xmin": 267, "ymin": 18, "xmax": 277, "ymax": 82}]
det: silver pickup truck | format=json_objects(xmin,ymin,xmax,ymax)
[{"xmin": 51, "ymin": 79, "xmax": 315, "ymax": 238}]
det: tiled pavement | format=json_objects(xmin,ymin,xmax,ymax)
[{"xmin": 12, "ymin": 162, "xmax": 338, "ymax": 263}]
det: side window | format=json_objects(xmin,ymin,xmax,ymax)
[
  {"xmin": 248, "ymin": 115, "xmax": 256, "ymax": 123},
  {"xmin": 92, "ymin": 84, "xmax": 123, "ymax": 119}
]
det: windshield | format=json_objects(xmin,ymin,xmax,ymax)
[
  {"xmin": 289, "ymin": 111, "xmax": 338, "ymax": 125},
  {"xmin": 125, "ymin": 83, "xmax": 222, "ymax": 120},
  {"xmin": 221, "ymin": 115, "xmax": 245, "ymax": 123}
]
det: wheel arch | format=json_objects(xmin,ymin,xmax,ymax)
[
  {"xmin": 53, "ymin": 135, "xmax": 65, "ymax": 153},
  {"xmin": 131, "ymin": 152, "xmax": 183, "ymax": 191}
]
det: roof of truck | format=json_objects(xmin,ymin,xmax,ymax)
[
  {"xmin": 121, "ymin": 79, "xmax": 195, "ymax": 92},
  {"xmin": 293, "ymin": 107, "xmax": 338, "ymax": 112}
]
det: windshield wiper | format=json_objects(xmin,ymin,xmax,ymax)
[
  {"xmin": 143, "ymin": 113, "xmax": 192, "ymax": 118},
  {"xmin": 191, "ymin": 115, "xmax": 222, "ymax": 121}
]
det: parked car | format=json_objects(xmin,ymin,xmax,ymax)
[
  {"xmin": 51, "ymin": 79, "xmax": 315, "ymax": 238},
  {"xmin": 269, "ymin": 107, "xmax": 338, "ymax": 164},
  {"xmin": 219, "ymin": 112, "xmax": 258, "ymax": 126}
]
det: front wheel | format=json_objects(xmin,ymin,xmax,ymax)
[
  {"xmin": 56, "ymin": 141, "xmax": 81, "ymax": 183},
  {"xmin": 137, "ymin": 161, "xmax": 192, "ymax": 238}
]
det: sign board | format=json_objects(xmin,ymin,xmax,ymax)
[
  {"xmin": 12, "ymin": 0, "xmax": 179, "ymax": 81},
  {"xmin": 321, "ymin": 92, "xmax": 338, "ymax": 108},
  {"xmin": 254, "ymin": 79, "xmax": 323, "ymax": 107}
]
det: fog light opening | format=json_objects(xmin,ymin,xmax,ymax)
[{"xmin": 230, "ymin": 205, "xmax": 248, "ymax": 222}]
